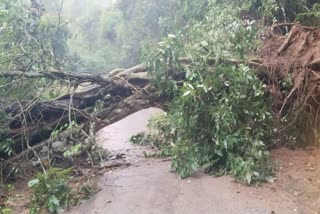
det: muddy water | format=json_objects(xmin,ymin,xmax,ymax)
[
  {"xmin": 96, "ymin": 107, "xmax": 163, "ymax": 162},
  {"xmin": 69, "ymin": 108, "xmax": 305, "ymax": 214}
]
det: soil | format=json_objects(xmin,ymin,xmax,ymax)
[
  {"xmin": 67, "ymin": 108, "xmax": 320, "ymax": 214},
  {"xmin": 261, "ymin": 24, "xmax": 320, "ymax": 75},
  {"xmin": 259, "ymin": 24, "xmax": 320, "ymax": 145}
]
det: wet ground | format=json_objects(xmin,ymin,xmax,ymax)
[{"xmin": 69, "ymin": 108, "xmax": 320, "ymax": 214}]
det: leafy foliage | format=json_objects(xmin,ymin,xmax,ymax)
[
  {"xmin": 0, "ymin": 0, "xmax": 71, "ymax": 72},
  {"xmin": 142, "ymin": 34, "xmax": 184, "ymax": 98},
  {"xmin": 63, "ymin": 144, "xmax": 82, "ymax": 158},
  {"xmin": 143, "ymin": 63, "xmax": 275, "ymax": 183},
  {"xmin": 142, "ymin": 0, "xmax": 277, "ymax": 184},
  {"xmin": 296, "ymin": 3, "xmax": 320, "ymax": 26},
  {"xmin": 0, "ymin": 138, "xmax": 14, "ymax": 157},
  {"xmin": 28, "ymin": 168, "xmax": 72, "ymax": 214},
  {"xmin": 0, "ymin": 206, "xmax": 12, "ymax": 214}
]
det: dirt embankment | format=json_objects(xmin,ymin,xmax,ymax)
[{"xmin": 260, "ymin": 24, "xmax": 320, "ymax": 144}]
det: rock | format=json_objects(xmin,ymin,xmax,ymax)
[
  {"xmin": 293, "ymin": 191, "xmax": 300, "ymax": 196},
  {"xmin": 52, "ymin": 141, "xmax": 69, "ymax": 153},
  {"xmin": 104, "ymin": 94, "xmax": 111, "ymax": 101},
  {"xmin": 42, "ymin": 145, "xmax": 49, "ymax": 153},
  {"xmin": 51, "ymin": 155, "xmax": 73, "ymax": 169}
]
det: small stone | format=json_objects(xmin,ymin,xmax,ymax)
[
  {"xmin": 306, "ymin": 167, "xmax": 315, "ymax": 172},
  {"xmin": 42, "ymin": 146, "xmax": 49, "ymax": 152},
  {"xmin": 52, "ymin": 141, "xmax": 69, "ymax": 152},
  {"xmin": 270, "ymin": 187, "xmax": 277, "ymax": 192}
]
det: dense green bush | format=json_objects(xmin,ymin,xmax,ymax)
[
  {"xmin": 144, "ymin": 63, "xmax": 274, "ymax": 183},
  {"xmin": 141, "ymin": 0, "xmax": 278, "ymax": 184}
]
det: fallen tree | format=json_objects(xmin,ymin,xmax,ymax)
[
  {"xmin": 3, "ymin": 64, "xmax": 152, "ymax": 139},
  {"xmin": 2, "ymin": 23, "xmax": 320, "ymax": 183},
  {"xmin": 3, "ymin": 57, "xmax": 264, "ymax": 158},
  {"xmin": 0, "ymin": 64, "xmax": 162, "ymax": 180}
]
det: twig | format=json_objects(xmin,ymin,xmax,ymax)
[
  {"xmin": 308, "ymin": 58, "xmax": 320, "ymax": 68},
  {"xmin": 104, "ymin": 185, "xmax": 123, "ymax": 188},
  {"xmin": 279, "ymin": 87, "xmax": 297, "ymax": 117},
  {"xmin": 0, "ymin": 192, "xmax": 9, "ymax": 198},
  {"xmin": 17, "ymin": 101, "xmax": 47, "ymax": 174},
  {"xmin": 96, "ymin": 162, "xmax": 131, "ymax": 170},
  {"xmin": 315, "ymin": 107, "xmax": 319, "ymax": 144},
  {"xmin": 277, "ymin": 25, "xmax": 297, "ymax": 55},
  {"xmin": 271, "ymin": 23, "xmax": 296, "ymax": 32},
  {"xmin": 68, "ymin": 84, "xmax": 77, "ymax": 139},
  {"xmin": 159, "ymin": 158, "xmax": 172, "ymax": 162}
]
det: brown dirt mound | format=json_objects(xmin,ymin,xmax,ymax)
[
  {"xmin": 260, "ymin": 24, "xmax": 320, "ymax": 144},
  {"xmin": 262, "ymin": 24, "xmax": 320, "ymax": 76}
]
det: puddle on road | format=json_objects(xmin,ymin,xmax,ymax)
[{"xmin": 96, "ymin": 107, "xmax": 164, "ymax": 162}]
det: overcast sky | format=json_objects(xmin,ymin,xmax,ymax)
[{"xmin": 44, "ymin": 0, "xmax": 115, "ymax": 17}]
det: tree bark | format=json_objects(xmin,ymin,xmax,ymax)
[{"xmin": 0, "ymin": 64, "xmax": 159, "ymax": 161}]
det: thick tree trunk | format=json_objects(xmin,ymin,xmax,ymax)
[{"xmin": 1, "ymin": 64, "xmax": 163, "ymax": 162}]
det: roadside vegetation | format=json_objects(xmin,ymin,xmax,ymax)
[{"xmin": 133, "ymin": 0, "xmax": 320, "ymax": 183}]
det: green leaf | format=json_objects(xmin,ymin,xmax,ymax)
[
  {"xmin": 28, "ymin": 179, "xmax": 39, "ymax": 187},
  {"xmin": 182, "ymin": 91, "xmax": 191, "ymax": 97},
  {"xmin": 49, "ymin": 195, "xmax": 60, "ymax": 206}
]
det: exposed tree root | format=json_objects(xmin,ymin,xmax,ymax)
[{"xmin": 261, "ymin": 23, "xmax": 320, "ymax": 145}]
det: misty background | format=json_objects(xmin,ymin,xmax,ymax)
[{"xmin": 41, "ymin": 0, "xmax": 181, "ymax": 72}]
